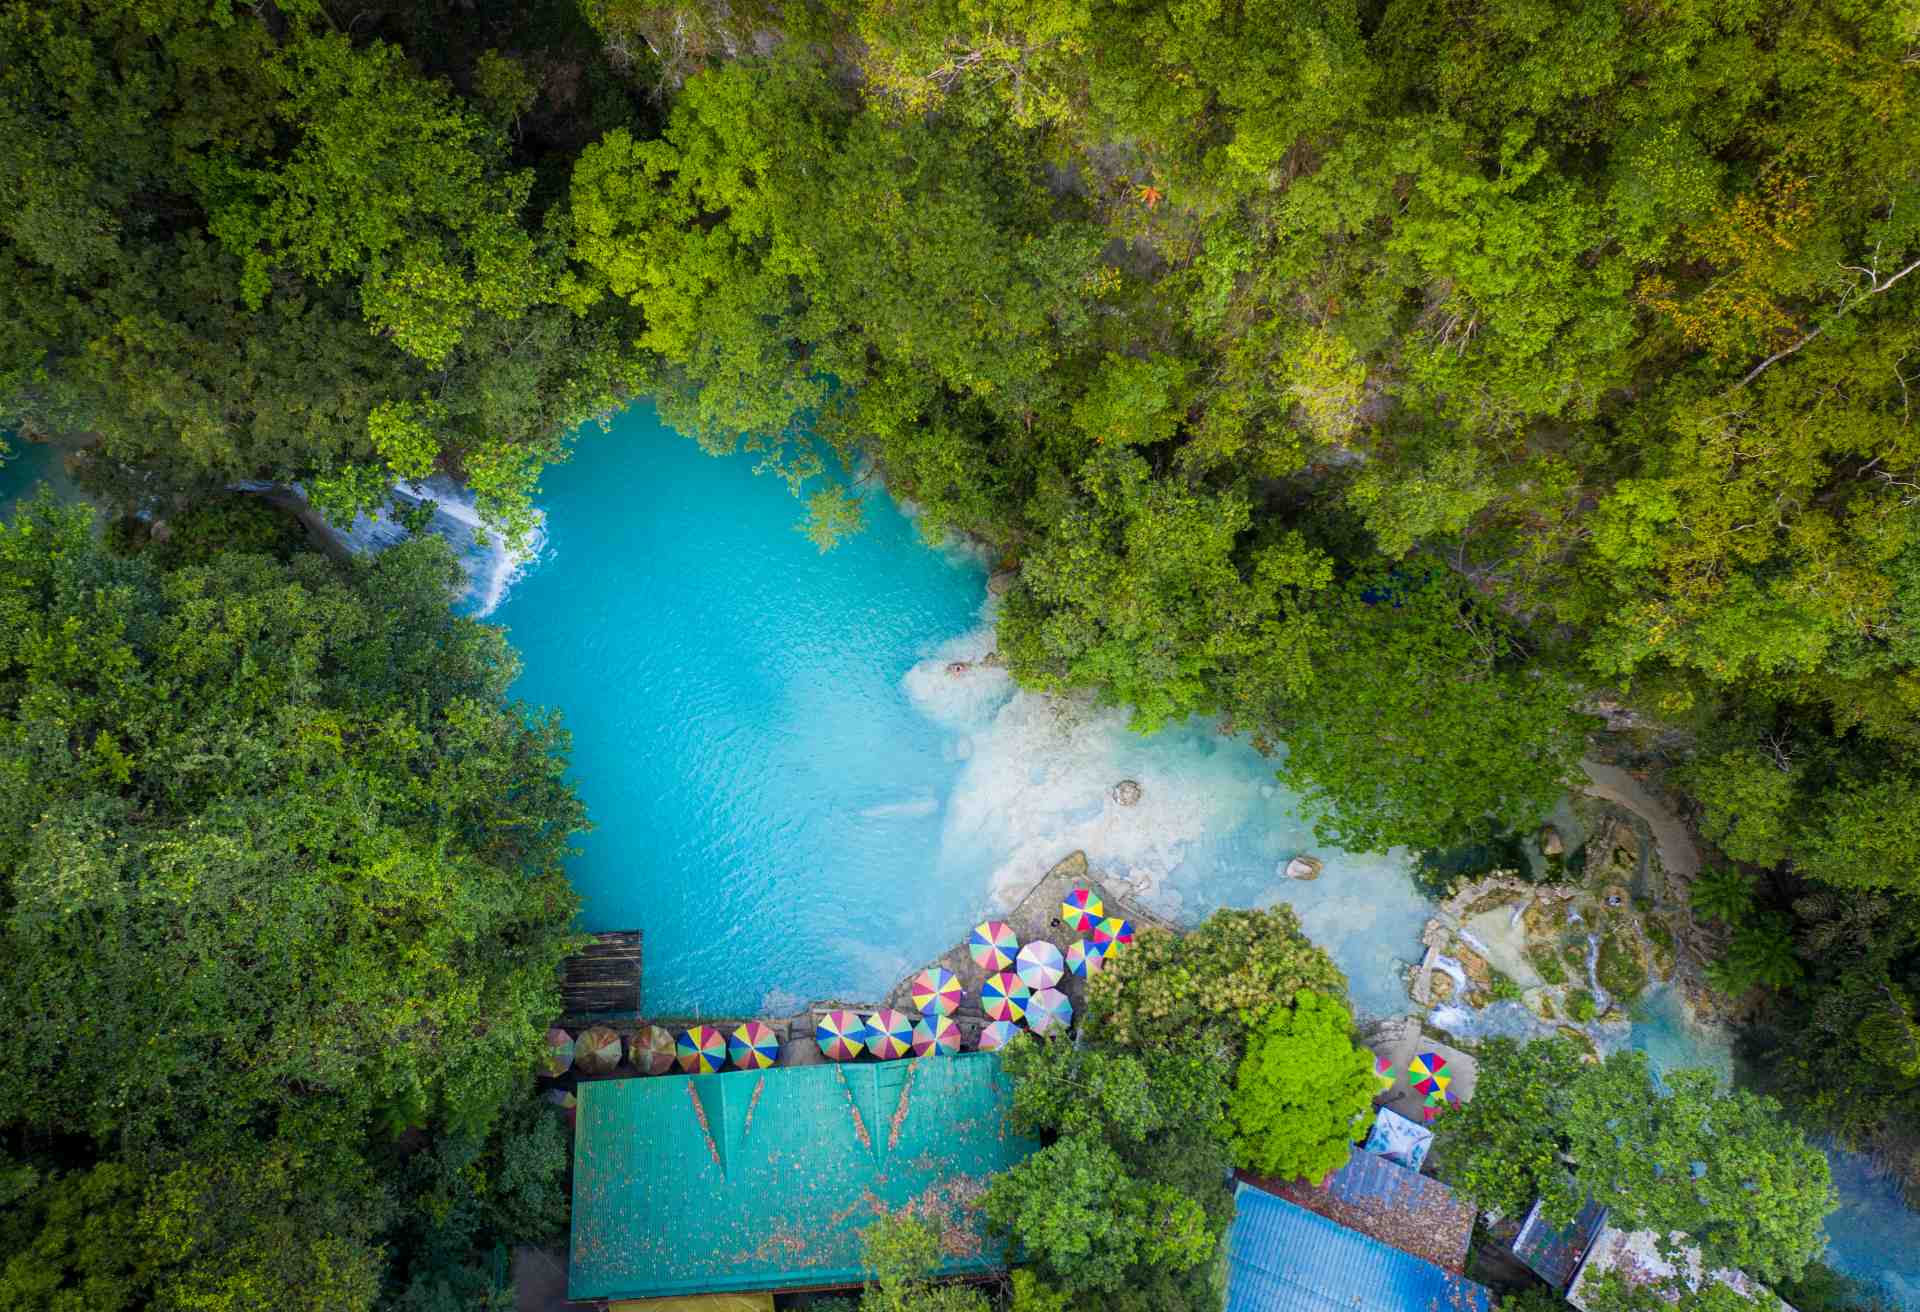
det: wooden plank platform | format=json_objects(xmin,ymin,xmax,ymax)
[{"xmin": 560, "ymin": 930, "xmax": 643, "ymax": 1019}]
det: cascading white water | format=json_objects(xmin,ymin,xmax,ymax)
[
  {"xmin": 1585, "ymin": 932, "xmax": 1611, "ymax": 1013},
  {"xmin": 238, "ymin": 477, "xmax": 543, "ymax": 617},
  {"xmin": 333, "ymin": 478, "xmax": 544, "ymax": 617}
]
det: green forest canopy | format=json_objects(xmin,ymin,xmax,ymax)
[{"xmin": 4, "ymin": 0, "xmax": 1920, "ymax": 1304}]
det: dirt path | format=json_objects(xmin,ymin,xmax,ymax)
[{"xmin": 1579, "ymin": 759, "xmax": 1700, "ymax": 876}]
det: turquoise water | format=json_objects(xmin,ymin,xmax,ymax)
[
  {"xmin": 487, "ymin": 406, "xmax": 1431, "ymax": 1018},
  {"xmin": 0, "ymin": 441, "xmax": 67, "ymax": 517}
]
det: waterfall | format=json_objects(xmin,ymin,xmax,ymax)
[
  {"xmin": 240, "ymin": 477, "xmax": 543, "ymax": 617},
  {"xmin": 1585, "ymin": 933, "xmax": 1611, "ymax": 1014},
  {"xmin": 1431, "ymin": 954, "xmax": 1471, "ymax": 996}
]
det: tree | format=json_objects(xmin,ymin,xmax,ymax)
[
  {"xmin": 1564, "ymin": 1057, "xmax": 1834, "ymax": 1283},
  {"xmin": 1266, "ymin": 566, "xmax": 1593, "ymax": 851},
  {"xmin": 1429, "ymin": 1035, "xmax": 1588, "ymax": 1225},
  {"xmin": 1228, "ymin": 991, "xmax": 1377, "ymax": 1181},
  {"xmin": 1435, "ymin": 1042, "xmax": 1836, "ymax": 1284},
  {"xmin": 1085, "ymin": 906, "xmax": 1347, "ymax": 1053},
  {"xmin": 857, "ymin": 1214, "xmax": 990, "ymax": 1312},
  {"xmin": 0, "ymin": 498, "xmax": 585, "ymax": 1310}
]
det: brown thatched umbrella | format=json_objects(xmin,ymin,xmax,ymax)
[
  {"xmin": 632, "ymin": 1023, "xmax": 678, "ymax": 1075},
  {"xmin": 573, "ymin": 1025, "xmax": 623, "ymax": 1076}
]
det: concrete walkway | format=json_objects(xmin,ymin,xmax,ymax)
[{"xmin": 1579, "ymin": 759, "xmax": 1700, "ymax": 876}]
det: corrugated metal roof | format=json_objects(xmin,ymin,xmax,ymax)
[
  {"xmin": 1512, "ymin": 1197, "xmax": 1610, "ymax": 1291},
  {"xmin": 1248, "ymin": 1148, "xmax": 1477, "ymax": 1273},
  {"xmin": 569, "ymin": 1053, "xmax": 1036, "ymax": 1302},
  {"xmin": 1226, "ymin": 1182, "xmax": 1494, "ymax": 1312}
]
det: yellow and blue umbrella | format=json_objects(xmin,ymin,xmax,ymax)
[
  {"xmin": 865, "ymin": 1008, "xmax": 914, "ymax": 1060},
  {"xmin": 977, "ymin": 1019, "xmax": 1022, "ymax": 1051},
  {"xmin": 911, "ymin": 1014, "xmax": 961, "ymax": 1056},
  {"xmin": 969, "ymin": 920, "xmax": 1020, "ymax": 972},
  {"xmin": 1061, "ymin": 887, "xmax": 1104, "ymax": 933},
  {"xmin": 981, "ymin": 971, "xmax": 1030, "ymax": 1023},
  {"xmin": 911, "ymin": 966, "xmax": 963, "ymax": 1016},
  {"xmin": 1092, "ymin": 916, "xmax": 1135, "ymax": 952},
  {"xmin": 1016, "ymin": 940, "xmax": 1065, "ymax": 990},
  {"xmin": 816, "ymin": 1010, "xmax": 867, "ymax": 1061},
  {"xmin": 1026, "ymin": 986, "xmax": 1073, "ymax": 1035},
  {"xmin": 676, "ymin": 1025, "xmax": 727, "ymax": 1074},
  {"xmin": 1410, "ymin": 1052, "xmax": 1451, "ymax": 1095},
  {"xmin": 1065, "ymin": 939, "xmax": 1105, "ymax": 977},
  {"xmin": 729, "ymin": 1020, "xmax": 779, "ymax": 1070}
]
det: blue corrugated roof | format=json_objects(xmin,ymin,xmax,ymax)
[
  {"xmin": 1322, "ymin": 1148, "xmax": 1469, "ymax": 1219},
  {"xmin": 1226, "ymin": 1182, "xmax": 1494, "ymax": 1312},
  {"xmin": 1512, "ymin": 1196, "xmax": 1610, "ymax": 1291}
]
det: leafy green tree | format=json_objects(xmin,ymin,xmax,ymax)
[
  {"xmin": 857, "ymin": 1214, "xmax": 990, "ymax": 1312},
  {"xmin": 1429, "ymin": 1036, "xmax": 1588, "ymax": 1225},
  {"xmin": 1690, "ymin": 868, "xmax": 1757, "ymax": 927},
  {"xmin": 1708, "ymin": 915, "xmax": 1805, "ymax": 994},
  {"xmin": 1265, "ymin": 565, "xmax": 1593, "ymax": 851},
  {"xmin": 1228, "ymin": 991, "xmax": 1376, "ymax": 1180},
  {"xmin": 1438, "ymin": 1043, "xmax": 1835, "ymax": 1283},
  {"xmin": 1086, "ymin": 906, "xmax": 1346, "ymax": 1053}
]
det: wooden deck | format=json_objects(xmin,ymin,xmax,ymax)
[{"xmin": 559, "ymin": 931, "xmax": 643, "ymax": 1020}]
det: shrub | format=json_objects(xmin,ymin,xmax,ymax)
[{"xmin": 1228, "ymin": 991, "xmax": 1377, "ymax": 1181}]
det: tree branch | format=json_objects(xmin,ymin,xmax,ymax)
[{"xmin": 1740, "ymin": 253, "xmax": 1920, "ymax": 386}]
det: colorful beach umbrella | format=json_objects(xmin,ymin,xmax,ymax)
[
  {"xmin": 1026, "ymin": 986, "xmax": 1073, "ymax": 1035},
  {"xmin": 865, "ymin": 1008, "xmax": 914, "ymax": 1060},
  {"xmin": 911, "ymin": 1014, "xmax": 961, "ymax": 1057},
  {"xmin": 677, "ymin": 1024, "xmax": 727, "ymax": 1074},
  {"xmin": 977, "ymin": 1019, "xmax": 1022, "ymax": 1051},
  {"xmin": 981, "ymin": 971, "xmax": 1031, "ymax": 1023},
  {"xmin": 816, "ymin": 1009, "xmax": 867, "ymax": 1061},
  {"xmin": 969, "ymin": 920, "xmax": 1020, "ymax": 972},
  {"xmin": 676, "ymin": 1024, "xmax": 727, "ymax": 1074},
  {"xmin": 1091, "ymin": 916, "xmax": 1135, "ymax": 952},
  {"xmin": 1369, "ymin": 1052, "xmax": 1396, "ymax": 1095},
  {"xmin": 728, "ymin": 1020, "xmax": 779, "ymax": 1070},
  {"xmin": 910, "ymin": 966, "xmax": 963, "ymax": 1016},
  {"xmin": 633, "ymin": 1024, "xmax": 677, "ymax": 1075},
  {"xmin": 1409, "ymin": 1051, "xmax": 1451, "ymax": 1095},
  {"xmin": 543, "ymin": 1087, "xmax": 577, "ymax": 1127},
  {"xmin": 1065, "ymin": 938, "xmax": 1106, "ymax": 977},
  {"xmin": 541, "ymin": 1027, "xmax": 575, "ymax": 1077},
  {"xmin": 1061, "ymin": 887, "xmax": 1104, "ymax": 933},
  {"xmin": 573, "ymin": 1025, "xmax": 622, "ymax": 1076},
  {"xmin": 1016, "ymin": 940, "xmax": 1065, "ymax": 990},
  {"xmin": 1422, "ymin": 1088, "xmax": 1460, "ymax": 1122}
]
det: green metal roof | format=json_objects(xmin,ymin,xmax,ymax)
[{"xmin": 568, "ymin": 1053, "xmax": 1036, "ymax": 1301}]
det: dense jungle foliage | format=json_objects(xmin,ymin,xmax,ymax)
[{"xmin": 5, "ymin": 0, "xmax": 1920, "ymax": 1304}]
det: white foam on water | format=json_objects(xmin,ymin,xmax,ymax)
[
  {"xmin": 902, "ymin": 616, "xmax": 1433, "ymax": 1020},
  {"xmin": 859, "ymin": 796, "xmax": 941, "ymax": 820}
]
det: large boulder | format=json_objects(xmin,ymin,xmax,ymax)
[
  {"xmin": 1539, "ymin": 824, "xmax": 1565, "ymax": 857},
  {"xmin": 1111, "ymin": 779, "xmax": 1143, "ymax": 806},
  {"xmin": 1284, "ymin": 855, "xmax": 1323, "ymax": 881}
]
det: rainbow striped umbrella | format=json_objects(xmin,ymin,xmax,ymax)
[
  {"xmin": 1026, "ymin": 986, "xmax": 1073, "ymax": 1035},
  {"xmin": 728, "ymin": 1020, "xmax": 779, "ymax": 1070},
  {"xmin": 911, "ymin": 1014, "xmax": 961, "ymax": 1056},
  {"xmin": 969, "ymin": 920, "xmax": 1020, "ymax": 972},
  {"xmin": 1422, "ymin": 1088, "xmax": 1460, "ymax": 1122},
  {"xmin": 1092, "ymin": 916, "xmax": 1135, "ymax": 951},
  {"xmin": 542, "ymin": 1027, "xmax": 575, "ymax": 1077},
  {"xmin": 633, "ymin": 1024, "xmax": 677, "ymax": 1075},
  {"xmin": 1409, "ymin": 1052, "xmax": 1451, "ymax": 1096},
  {"xmin": 865, "ymin": 1008, "xmax": 914, "ymax": 1060},
  {"xmin": 676, "ymin": 1024, "xmax": 727, "ymax": 1074},
  {"xmin": 981, "ymin": 971, "xmax": 1030, "ymax": 1023},
  {"xmin": 910, "ymin": 966, "xmax": 963, "ymax": 1016},
  {"xmin": 1065, "ymin": 939, "xmax": 1106, "ymax": 977},
  {"xmin": 1061, "ymin": 887, "xmax": 1104, "ymax": 933},
  {"xmin": 1016, "ymin": 940, "xmax": 1065, "ymax": 990},
  {"xmin": 1370, "ymin": 1052, "xmax": 1395, "ymax": 1095},
  {"xmin": 977, "ymin": 1019, "xmax": 1022, "ymax": 1051},
  {"xmin": 816, "ymin": 1010, "xmax": 867, "ymax": 1061}
]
